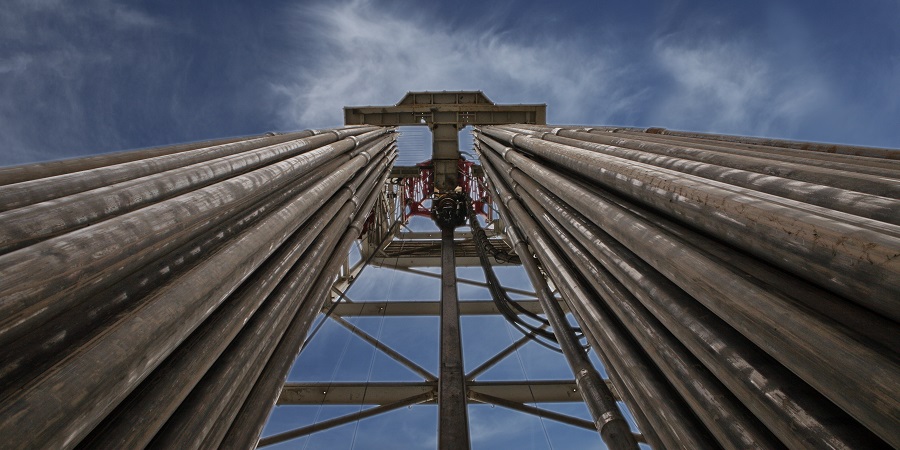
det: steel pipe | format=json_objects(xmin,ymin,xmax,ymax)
[
  {"xmin": 487, "ymin": 163, "xmax": 638, "ymax": 449},
  {"xmin": 0, "ymin": 129, "xmax": 391, "ymax": 350},
  {"xmin": 219, "ymin": 162, "xmax": 394, "ymax": 449},
  {"xmin": 479, "ymin": 153, "xmax": 718, "ymax": 449},
  {"xmin": 480, "ymin": 127, "xmax": 900, "ymax": 325},
  {"xmin": 498, "ymin": 125, "xmax": 899, "ymax": 223},
  {"xmin": 0, "ymin": 128, "xmax": 374, "ymax": 210},
  {"xmin": 475, "ymin": 127, "xmax": 900, "ymax": 447},
  {"xmin": 0, "ymin": 126, "xmax": 396, "ymax": 449},
  {"xmin": 0, "ymin": 129, "xmax": 386, "ymax": 253}
]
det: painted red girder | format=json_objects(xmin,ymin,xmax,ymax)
[{"xmin": 401, "ymin": 159, "xmax": 492, "ymax": 223}]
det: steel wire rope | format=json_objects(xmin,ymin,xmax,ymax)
[
  {"xmin": 348, "ymin": 279, "xmax": 390, "ymax": 449},
  {"xmin": 347, "ymin": 187, "xmax": 415, "ymax": 449},
  {"xmin": 467, "ymin": 202, "xmax": 583, "ymax": 352},
  {"xmin": 504, "ymin": 319, "xmax": 554, "ymax": 450},
  {"xmin": 300, "ymin": 310, "xmax": 355, "ymax": 450},
  {"xmin": 297, "ymin": 210, "xmax": 402, "ymax": 355}
]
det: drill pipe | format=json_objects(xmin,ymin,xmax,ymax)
[
  {"xmin": 497, "ymin": 125, "xmax": 898, "ymax": 223},
  {"xmin": 77, "ymin": 149, "xmax": 394, "ymax": 450},
  {"xmin": 0, "ymin": 128, "xmax": 386, "ymax": 253},
  {"xmin": 475, "ymin": 129, "xmax": 900, "ymax": 447},
  {"xmin": 148, "ymin": 149, "xmax": 395, "ymax": 449},
  {"xmin": 0, "ymin": 127, "xmax": 372, "ymax": 210},
  {"xmin": 478, "ymin": 151, "xmax": 718, "ymax": 450},
  {"xmin": 488, "ymin": 168, "xmax": 639, "ymax": 449},
  {"xmin": 0, "ymin": 134, "xmax": 257, "ymax": 186},
  {"xmin": 512, "ymin": 169, "xmax": 889, "ymax": 449},
  {"xmin": 480, "ymin": 139, "xmax": 780, "ymax": 449},
  {"xmin": 516, "ymin": 124, "xmax": 900, "ymax": 175},
  {"xmin": 221, "ymin": 161, "xmax": 395, "ymax": 450},
  {"xmin": 480, "ymin": 127, "xmax": 900, "ymax": 326},
  {"xmin": 0, "ymin": 128, "xmax": 395, "ymax": 449},
  {"xmin": 0, "ymin": 129, "xmax": 392, "ymax": 349},
  {"xmin": 0, "ymin": 155, "xmax": 348, "ymax": 396},
  {"xmin": 625, "ymin": 127, "xmax": 900, "ymax": 160}
]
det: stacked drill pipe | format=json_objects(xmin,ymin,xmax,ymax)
[
  {"xmin": 0, "ymin": 125, "xmax": 397, "ymax": 450},
  {"xmin": 474, "ymin": 124, "xmax": 899, "ymax": 449}
]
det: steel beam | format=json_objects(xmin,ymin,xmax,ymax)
[
  {"xmin": 258, "ymin": 392, "xmax": 434, "ymax": 448},
  {"xmin": 329, "ymin": 300, "xmax": 549, "ymax": 316},
  {"xmin": 277, "ymin": 380, "xmax": 587, "ymax": 405},
  {"xmin": 438, "ymin": 226, "xmax": 470, "ymax": 450}
]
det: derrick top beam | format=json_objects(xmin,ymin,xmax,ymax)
[
  {"xmin": 343, "ymin": 91, "xmax": 546, "ymax": 128},
  {"xmin": 345, "ymin": 91, "xmax": 545, "ymax": 191}
]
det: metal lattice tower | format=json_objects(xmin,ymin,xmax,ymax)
[{"xmin": 0, "ymin": 91, "xmax": 897, "ymax": 449}]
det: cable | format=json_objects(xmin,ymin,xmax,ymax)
[{"xmin": 467, "ymin": 200, "xmax": 586, "ymax": 352}]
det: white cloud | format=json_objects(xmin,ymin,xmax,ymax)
[
  {"xmin": 650, "ymin": 32, "xmax": 833, "ymax": 137},
  {"xmin": 270, "ymin": 0, "xmax": 625, "ymax": 128}
]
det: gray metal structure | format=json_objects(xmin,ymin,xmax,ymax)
[{"xmin": 0, "ymin": 91, "xmax": 897, "ymax": 449}]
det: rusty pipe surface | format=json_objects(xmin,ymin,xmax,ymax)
[
  {"xmin": 0, "ymin": 129, "xmax": 395, "ymax": 449},
  {"xmin": 480, "ymin": 127, "xmax": 900, "ymax": 325},
  {"xmin": 0, "ymin": 130, "xmax": 392, "ymax": 349},
  {"xmin": 479, "ymin": 152, "xmax": 718, "ymax": 450},
  {"xmin": 220, "ymin": 161, "xmax": 394, "ymax": 450},
  {"xmin": 475, "ymin": 129, "xmax": 900, "ymax": 447},
  {"xmin": 497, "ymin": 125, "xmax": 899, "ymax": 223},
  {"xmin": 0, "ymin": 128, "xmax": 373, "ymax": 211},
  {"xmin": 74, "ymin": 153, "xmax": 392, "ymax": 450},
  {"xmin": 515, "ymin": 171, "xmax": 889, "ymax": 449},
  {"xmin": 0, "ymin": 129, "xmax": 388, "ymax": 254}
]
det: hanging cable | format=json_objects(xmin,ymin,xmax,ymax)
[{"xmin": 467, "ymin": 199, "xmax": 584, "ymax": 352}]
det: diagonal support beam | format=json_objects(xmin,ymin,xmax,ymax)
[
  {"xmin": 468, "ymin": 391, "xmax": 594, "ymax": 431},
  {"xmin": 397, "ymin": 266, "xmax": 538, "ymax": 298},
  {"xmin": 330, "ymin": 300, "xmax": 550, "ymax": 317},
  {"xmin": 330, "ymin": 314, "xmax": 437, "ymax": 381},
  {"xmin": 466, "ymin": 324, "xmax": 549, "ymax": 381},
  {"xmin": 258, "ymin": 392, "xmax": 434, "ymax": 447}
]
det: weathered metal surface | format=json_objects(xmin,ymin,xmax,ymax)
[
  {"xmin": 493, "ymin": 169, "xmax": 638, "ymax": 449},
  {"xmin": 345, "ymin": 91, "xmax": 544, "ymax": 191},
  {"xmin": 499, "ymin": 124, "xmax": 899, "ymax": 223},
  {"xmin": 480, "ymin": 157, "xmax": 719, "ymax": 450},
  {"xmin": 329, "ymin": 299, "xmax": 548, "ymax": 316},
  {"xmin": 0, "ymin": 126, "xmax": 396, "ymax": 450},
  {"xmin": 475, "ymin": 125, "xmax": 899, "ymax": 448},
  {"xmin": 277, "ymin": 380, "xmax": 586, "ymax": 405},
  {"xmin": 438, "ymin": 225, "xmax": 471, "ymax": 450},
  {"xmin": 637, "ymin": 127, "xmax": 900, "ymax": 160},
  {"xmin": 0, "ymin": 134, "xmax": 259, "ymax": 186},
  {"xmin": 220, "ymin": 164, "xmax": 395, "ymax": 449},
  {"xmin": 515, "ymin": 172, "xmax": 888, "ymax": 449}
]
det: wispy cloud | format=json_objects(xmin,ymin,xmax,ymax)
[
  {"xmin": 270, "ymin": 0, "xmax": 627, "ymax": 128},
  {"xmin": 0, "ymin": 0, "xmax": 166, "ymax": 165},
  {"xmin": 651, "ymin": 36, "xmax": 829, "ymax": 136}
]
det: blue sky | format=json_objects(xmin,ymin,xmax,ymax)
[
  {"xmin": 1, "ymin": 0, "xmax": 898, "ymax": 167},
  {"xmin": 2, "ymin": 1, "xmax": 898, "ymax": 448}
]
